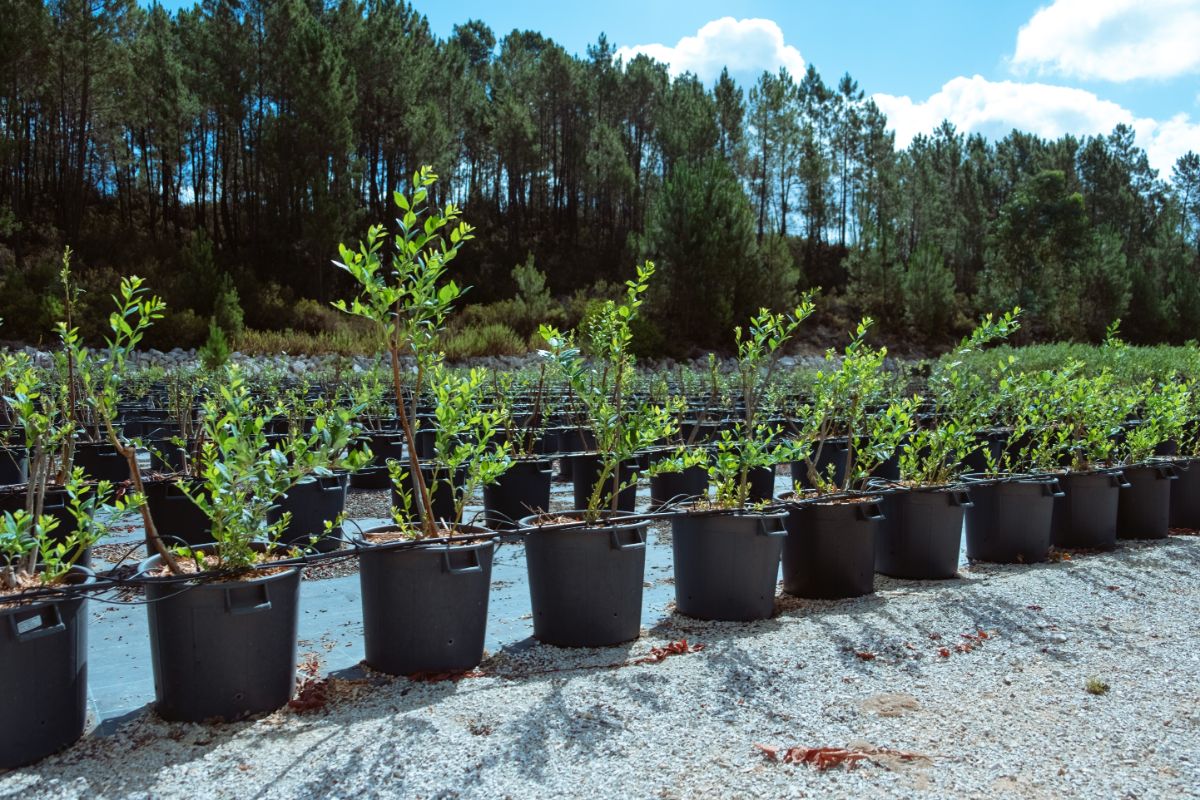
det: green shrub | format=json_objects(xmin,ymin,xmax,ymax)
[
  {"xmin": 198, "ymin": 318, "xmax": 232, "ymax": 370},
  {"xmin": 441, "ymin": 323, "xmax": 525, "ymax": 360},
  {"xmin": 212, "ymin": 273, "xmax": 244, "ymax": 338}
]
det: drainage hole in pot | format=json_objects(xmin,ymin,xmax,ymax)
[
  {"xmin": 234, "ymin": 692, "xmax": 245, "ymax": 701},
  {"xmin": 447, "ymin": 639, "xmax": 454, "ymax": 646}
]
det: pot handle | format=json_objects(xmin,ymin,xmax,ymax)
[
  {"xmin": 756, "ymin": 518, "xmax": 788, "ymax": 538},
  {"xmin": 948, "ymin": 490, "xmax": 973, "ymax": 508},
  {"xmin": 318, "ymin": 474, "xmax": 345, "ymax": 492},
  {"xmin": 1155, "ymin": 464, "xmax": 1179, "ymax": 481},
  {"xmin": 856, "ymin": 502, "xmax": 886, "ymax": 522},
  {"xmin": 442, "ymin": 548, "xmax": 483, "ymax": 575},
  {"xmin": 1042, "ymin": 479, "xmax": 1066, "ymax": 498},
  {"xmin": 1110, "ymin": 471, "xmax": 1132, "ymax": 489},
  {"xmin": 609, "ymin": 526, "xmax": 647, "ymax": 551},
  {"xmin": 10, "ymin": 604, "xmax": 66, "ymax": 643},
  {"xmin": 225, "ymin": 583, "xmax": 272, "ymax": 615}
]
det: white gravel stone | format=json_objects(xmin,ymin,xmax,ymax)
[{"xmin": 3, "ymin": 537, "xmax": 1200, "ymax": 798}]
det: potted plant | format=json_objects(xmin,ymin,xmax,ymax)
[
  {"xmin": 0, "ymin": 469, "xmax": 118, "ymax": 767},
  {"xmin": 669, "ymin": 302, "xmax": 813, "ymax": 621},
  {"xmin": 1113, "ymin": 378, "xmax": 1186, "ymax": 540},
  {"xmin": 333, "ymin": 166, "xmax": 498, "ymax": 675},
  {"xmin": 521, "ymin": 261, "xmax": 678, "ymax": 647},
  {"xmin": 883, "ymin": 311, "xmax": 1019, "ymax": 579},
  {"xmin": 963, "ymin": 362, "xmax": 1065, "ymax": 563},
  {"xmin": 482, "ymin": 367, "xmax": 558, "ymax": 529},
  {"xmin": 138, "ymin": 368, "xmax": 364, "ymax": 722},
  {"xmin": 1032, "ymin": 360, "xmax": 1134, "ymax": 550},
  {"xmin": 1170, "ymin": 379, "xmax": 1200, "ymax": 528},
  {"xmin": 781, "ymin": 318, "xmax": 916, "ymax": 599}
]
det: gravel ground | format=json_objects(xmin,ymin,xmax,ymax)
[{"xmin": 3, "ymin": 533, "xmax": 1199, "ymax": 799}]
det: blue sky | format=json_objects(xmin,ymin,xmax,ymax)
[{"xmin": 148, "ymin": 0, "xmax": 1200, "ymax": 174}]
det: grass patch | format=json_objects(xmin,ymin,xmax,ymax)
[{"xmin": 1084, "ymin": 677, "xmax": 1110, "ymax": 695}]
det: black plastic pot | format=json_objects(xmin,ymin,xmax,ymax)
[
  {"xmin": 671, "ymin": 510, "xmax": 787, "ymax": 620},
  {"xmin": 140, "ymin": 546, "xmax": 301, "ymax": 722},
  {"xmin": 571, "ymin": 454, "xmax": 639, "ymax": 513},
  {"xmin": 649, "ymin": 465, "xmax": 709, "ymax": 510},
  {"xmin": 144, "ymin": 478, "xmax": 212, "ymax": 553},
  {"xmin": 964, "ymin": 475, "xmax": 1060, "ymax": 563},
  {"xmin": 0, "ymin": 446, "xmax": 29, "ymax": 486},
  {"xmin": 781, "ymin": 496, "xmax": 884, "ymax": 598},
  {"xmin": 1051, "ymin": 470, "xmax": 1127, "ymax": 550},
  {"xmin": 1170, "ymin": 457, "xmax": 1200, "ymax": 528},
  {"xmin": 268, "ymin": 473, "xmax": 349, "ymax": 552},
  {"xmin": 1117, "ymin": 462, "xmax": 1177, "ymax": 540},
  {"xmin": 357, "ymin": 528, "xmax": 494, "ymax": 675},
  {"xmin": 0, "ymin": 488, "xmax": 88, "ymax": 567},
  {"xmin": 74, "ymin": 441, "xmax": 133, "ymax": 482},
  {"xmin": 391, "ymin": 463, "xmax": 467, "ymax": 525},
  {"xmin": 875, "ymin": 487, "xmax": 970, "ymax": 579},
  {"xmin": 790, "ymin": 442, "xmax": 848, "ymax": 490},
  {"xmin": 482, "ymin": 458, "xmax": 553, "ymax": 529},
  {"xmin": 746, "ymin": 466, "xmax": 777, "ymax": 503},
  {"xmin": 519, "ymin": 512, "xmax": 648, "ymax": 647},
  {"xmin": 349, "ymin": 432, "xmax": 406, "ymax": 489},
  {"xmin": 0, "ymin": 567, "xmax": 93, "ymax": 768}
]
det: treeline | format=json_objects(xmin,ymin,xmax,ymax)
[{"xmin": 1, "ymin": 0, "xmax": 1199, "ymax": 354}]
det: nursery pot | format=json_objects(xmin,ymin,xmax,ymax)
[
  {"xmin": 74, "ymin": 441, "xmax": 133, "ymax": 482},
  {"xmin": 482, "ymin": 458, "xmax": 553, "ymax": 530},
  {"xmin": 746, "ymin": 466, "xmax": 778, "ymax": 503},
  {"xmin": 571, "ymin": 454, "xmax": 639, "ymax": 513},
  {"xmin": 0, "ymin": 567, "xmax": 93, "ymax": 769},
  {"xmin": 139, "ymin": 545, "xmax": 301, "ymax": 722},
  {"xmin": 519, "ymin": 511, "xmax": 648, "ymax": 647},
  {"xmin": 670, "ymin": 510, "xmax": 788, "ymax": 621},
  {"xmin": 1117, "ymin": 462, "xmax": 1177, "ymax": 540},
  {"xmin": 391, "ymin": 463, "xmax": 467, "ymax": 525},
  {"xmin": 1051, "ymin": 470, "xmax": 1127, "ymax": 550},
  {"xmin": 875, "ymin": 487, "xmax": 971, "ymax": 580},
  {"xmin": 0, "ymin": 446, "xmax": 29, "ymax": 486},
  {"xmin": 649, "ymin": 465, "xmax": 709, "ymax": 510},
  {"xmin": 349, "ymin": 432, "xmax": 406, "ymax": 489},
  {"xmin": 781, "ymin": 495, "xmax": 884, "ymax": 599},
  {"xmin": 1170, "ymin": 457, "xmax": 1200, "ymax": 529},
  {"xmin": 789, "ymin": 441, "xmax": 848, "ymax": 491},
  {"xmin": 268, "ymin": 472, "xmax": 349, "ymax": 552},
  {"xmin": 144, "ymin": 478, "xmax": 212, "ymax": 552},
  {"xmin": 356, "ymin": 526, "xmax": 494, "ymax": 675},
  {"xmin": 964, "ymin": 474, "xmax": 1060, "ymax": 563}
]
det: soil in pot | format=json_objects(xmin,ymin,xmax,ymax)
[
  {"xmin": 482, "ymin": 458, "xmax": 553, "ymax": 530},
  {"xmin": 781, "ymin": 495, "xmax": 883, "ymax": 598},
  {"xmin": 963, "ymin": 475, "xmax": 1059, "ymax": 563},
  {"xmin": 139, "ymin": 546, "xmax": 301, "ymax": 722},
  {"xmin": 0, "ymin": 567, "xmax": 93, "ymax": 768},
  {"xmin": 1051, "ymin": 470, "xmax": 1125, "ymax": 550},
  {"xmin": 671, "ymin": 510, "xmax": 787, "ymax": 621},
  {"xmin": 875, "ymin": 487, "xmax": 970, "ymax": 580},
  {"xmin": 1117, "ymin": 462, "xmax": 1176, "ymax": 540},
  {"xmin": 357, "ymin": 527, "xmax": 494, "ymax": 675},
  {"xmin": 519, "ymin": 512, "xmax": 647, "ymax": 647}
]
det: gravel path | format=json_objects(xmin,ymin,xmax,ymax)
[{"xmin": 3, "ymin": 534, "xmax": 1199, "ymax": 798}]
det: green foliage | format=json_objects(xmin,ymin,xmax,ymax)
[
  {"xmin": 901, "ymin": 243, "xmax": 957, "ymax": 339},
  {"xmin": 198, "ymin": 318, "xmax": 232, "ymax": 371},
  {"xmin": 441, "ymin": 323, "xmax": 525, "ymax": 360},
  {"xmin": 900, "ymin": 309, "xmax": 1021, "ymax": 484},
  {"xmin": 539, "ymin": 261, "xmax": 680, "ymax": 523},
  {"xmin": 212, "ymin": 273, "xmax": 245, "ymax": 339}
]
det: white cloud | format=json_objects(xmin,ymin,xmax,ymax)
[
  {"xmin": 1011, "ymin": 0, "xmax": 1200, "ymax": 82},
  {"xmin": 874, "ymin": 75, "xmax": 1200, "ymax": 175},
  {"xmin": 614, "ymin": 17, "xmax": 805, "ymax": 83}
]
